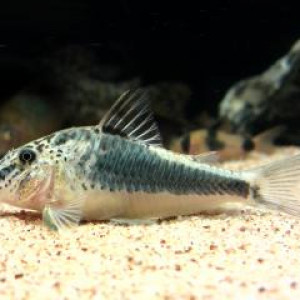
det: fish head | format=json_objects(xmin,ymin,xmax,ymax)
[
  {"xmin": 0, "ymin": 128, "xmax": 87, "ymax": 210},
  {"xmin": 0, "ymin": 144, "xmax": 56, "ymax": 211}
]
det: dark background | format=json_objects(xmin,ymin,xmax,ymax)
[{"xmin": 0, "ymin": 0, "xmax": 299, "ymax": 115}]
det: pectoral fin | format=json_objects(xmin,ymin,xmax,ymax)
[{"xmin": 42, "ymin": 199, "xmax": 83, "ymax": 231}]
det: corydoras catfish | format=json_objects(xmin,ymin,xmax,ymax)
[{"xmin": 0, "ymin": 90, "xmax": 300, "ymax": 230}]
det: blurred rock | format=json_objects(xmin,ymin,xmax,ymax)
[
  {"xmin": 147, "ymin": 82, "xmax": 192, "ymax": 124},
  {"xmin": 43, "ymin": 46, "xmax": 193, "ymax": 133},
  {"xmin": 62, "ymin": 78, "xmax": 141, "ymax": 126},
  {"xmin": 219, "ymin": 39, "xmax": 300, "ymax": 136},
  {"xmin": 0, "ymin": 94, "xmax": 62, "ymax": 156},
  {"xmin": 0, "ymin": 45, "xmax": 195, "ymax": 150}
]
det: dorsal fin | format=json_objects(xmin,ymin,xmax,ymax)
[{"xmin": 98, "ymin": 89, "xmax": 162, "ymax": 147}]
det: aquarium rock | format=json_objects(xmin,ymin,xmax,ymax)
[{"xmin": 219, "ymin": 39, "xmax": 300, "ymax": 135}]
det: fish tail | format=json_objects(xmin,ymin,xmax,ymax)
[{"xmin": 243, "ymin": 154, "xmax": 300, "ymax": 216}]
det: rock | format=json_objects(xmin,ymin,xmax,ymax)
[
  {"xmin": 0, "ymin": 94, "xmax": 62, "ymax": 156},
  {"xmin": 147, "ymin": 82, "xmax": 192, "ymax": 124},
  {"xmin": 219, "ymin": 39, "xmax": 300, "ymax": 136},
  {"xmin": 0, "ymin": 46, "xmax": 194, "ymax": 150},
  {"xmin": 61, "ymin": 78, "xmax": 141, "ymax": 126}
]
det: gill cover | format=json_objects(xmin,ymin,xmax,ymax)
[{"xmin": 16, "ymin": 165, "xmax": 54, "ymax": 209}]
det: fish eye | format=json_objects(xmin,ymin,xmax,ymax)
[{"xmin": 19, "ymin": 149, "xmax": 36, "ymax": 164}]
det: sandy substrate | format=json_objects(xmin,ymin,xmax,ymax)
[{"xmin": 1, "ymin": 148, "xmax": 300, "ymax": 299}]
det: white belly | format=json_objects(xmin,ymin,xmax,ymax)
[{"xmin": 82, "ymin": 190, "xmax": 246, "ymax": 220}]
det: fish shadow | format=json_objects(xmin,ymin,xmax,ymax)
[
  {"xmin": 0, "ymin": 210, "xmax": 41, "ymax": 222},
  {"xmin": 0, "ymin": 207, "xmax": 272, "ymax": 228},
  {"xmin": 86, "ymin": 207, "xmax": 267, "ymax": 228}
]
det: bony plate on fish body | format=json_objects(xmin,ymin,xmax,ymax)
[{"xmin": 0, "ymin": 90, "xmax": 300, "ymax": 231}]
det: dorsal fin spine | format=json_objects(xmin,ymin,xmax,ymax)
[
  {"xmin": 99, "ymin": 90, "xmax": 131, "ymax": 128},
  {"xmin": 134, "ymin": 123, "xmax": 157, "ymax": 140},
  {"xmin": 112, "ymin": 97, "xmax": 142, "ymax": 129},
  {"xmin": 122, "ymin": 105, "xmax": 148, "ymax": 133},
  {"xmin": 99, "ymin": 89, "xmax": 163, "ymax": 147},
  {"xmin": 128, "ymin": 114, "xmax": 152, "ymax": 137}
]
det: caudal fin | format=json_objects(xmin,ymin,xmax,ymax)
[{"xmin": 243, "ymin": 154, "xmax": 300, "ymax": 216}]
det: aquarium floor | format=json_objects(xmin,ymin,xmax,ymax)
[{"xmin": 1, "ymin": 148, "xmax": 300, "ymax": 299}]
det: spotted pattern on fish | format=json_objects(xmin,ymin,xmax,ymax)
[{"xmin": 0, "ymin": 164, "xmax": 16, "ymax": 180}]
